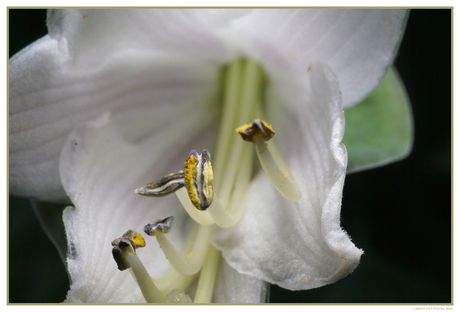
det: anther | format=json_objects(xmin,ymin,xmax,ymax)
[
  {"xmin": 184, "ymin": 150, "xmax": 214, "ymax": 210},
  {"xmin": 176, "ymin": 188, "xmax": 215, "ymax": 226},
  {"xmin": 236, "ymin": 119, "xmax": 302, "ymax": 202},
  {"xmin": 111, "ymin": 230, "xmax": 146, "ymax": 271},
  {"xmin": 111, "ymin": 230, "xmax": 165, "ymax": 303},
  {"xmin": 144, "ymin": 216, "xmax": 174, "ymax": 236},
  {"xmin": 236, "ymin": 119, "xmax": 274, "ymax": 143},
  {"xmin": 144, "ymin": 216, "xmax": 210, "ymax": 276},
  {"xmin": 135, "ymin": 172, "xmax": 185, "ymax": 197},
  {"xmin": 134, "ymin": 150, "xmax": 216, "ymax": 225}
]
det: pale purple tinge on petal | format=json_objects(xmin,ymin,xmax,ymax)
[
  {"xmin": 9, "ymin": 9, "xmax": 407, "ymax": 202},
  {"xmin": 46, "ymin": 9, "xmax": 228, "ymax": 67},
  {"xmin": 60, "ymin": 113, "xmax": 216, "ymax": 302},
  {"xmin": 9, "ymin": 28, "xmax": 220, "ymax": 201},
  {"xmin": 213, "ymin": 62, "xmax": 362, "ymax": 291}
]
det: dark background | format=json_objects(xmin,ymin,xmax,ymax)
[{"xmin": 8, "ymin": 9, "xmax": 452, "ymax": 303}]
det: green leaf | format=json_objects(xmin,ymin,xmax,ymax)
[{"xmin": 343, "ymin": 66, "xmax": 413, "ymax": 173}]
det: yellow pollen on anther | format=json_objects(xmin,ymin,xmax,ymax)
[
  {"xmin": 131, "ymin": 232, "xmax": 146, "ymax": 248},
  {"xmin": 184, "ymin": 155, "xmax": 200, "ymax": 209},
  {"xmin": 284, "ymin": 172, "xmax": 289, "ymax": 177},
  {"xmin": 183, "ymin": 150, "xmax": 214, "ymax": 210}
]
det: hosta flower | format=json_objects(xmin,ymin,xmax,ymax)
[{"xmin": 9, "ymin": 9, "xmax": 410, "ymax": 303}]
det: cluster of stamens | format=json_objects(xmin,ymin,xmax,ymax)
[{"xmin": 112, "ymin": 118, "xmax": 301, "ymax": 303}]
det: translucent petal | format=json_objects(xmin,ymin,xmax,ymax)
[
  {"xmin": 61, "ymin": 113, "xmax": 215, "ymax": 303},
  {"xmin": 30, "ymin": 200, "xmax": 68, "ymax": 269},
  {"xmin": 213, "ymin": 63, "xmax": 363, "ymax": 291},
  {"xmin": 343, "ymin": 67, "xmax": 413, "ymax": 172},
  {"xmin": 212, "ymin": 257, "xmax": 268, "ymax": 303}
]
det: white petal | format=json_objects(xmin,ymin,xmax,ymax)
[
  {"xmin": 61, "ymin": 113, "xmax": 216, "ymax": 303},
  {"xmin": 46, "ymin": 9, "xmax": 229, "ymax": 68},
  {"xmin": 213, "ymin": 63, "xmax": 363, "ymax": 291},
  {"xmin": 10, "ymin": 9, "xmax": 405, "ymax": 201},
  {"xmin": 226, "ymin": 9, "xmax": 409, "ymax": 107},
  {"xmin": 9, "ymin": 30, "xmax": 220, "ymax": 201},
  {"xmin": 212, "ymin": 257, "xmax": 268, "ymax": 303}
]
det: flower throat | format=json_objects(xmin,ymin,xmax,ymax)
[{"xmin": 112, "ymin": 58, "xmax": 301, "ymax": 303}]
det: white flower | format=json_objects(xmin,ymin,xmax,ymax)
[{"xmin": 9, "ymin": 9, "xmax": 409, "ymax": 303}]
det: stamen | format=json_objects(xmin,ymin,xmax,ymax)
[
  {"xmin": 134, "ymin": 150, "xmax": 217, "ymax": 223},
  {"xmin": 211, "ymin": 143, "xmax": 253, "ymax": 228},
  {"xmin": 144, "ymin": 216, "xmax": 211, "ymax": 276},
  {"xmin": 111, "ymin": 230, "xmax": 165, "ymax": 303},
  {"xmin": 153, "ymin": 223, "xmax": 201, "ymax": 294},
  {"xmin": 111, "ymin": 230, "xmax": 146, "ymax": 270},
  {"xmin": 127, "ymin": 59, "xmax": 271, "ymax": 303},
  {"xmin": 135, "ymin": 172, "xmax": 185, "ymax": 197},
  {"xmin": 236, "ymin": 119, "xmax": 302, "ymax": 202},
  {"xmin": 207, "ymin": 193, "xmax": 237, "ymax": 228},
  {"xmin": 236, "ymin": 119, "xmax": 275, "ymax": 143},
  {"xmin": 144, "ymin": 216, "xmax": 174, "ymax": 235},
  {"xmin": 184, "ymin": 150, "xmax": 214, "ymax": 210},
  {"xmin": 193, "ymin": 246, "xmax": 221, "ymax": 303},
  {"xmin": 182, "ymin": 149, "xmax": 243, "ymax": 228},
  {"xmin": 176, "ymin": 188, "xmax": 215, "ymax": 226}
]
